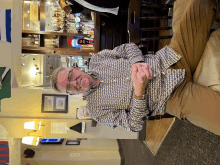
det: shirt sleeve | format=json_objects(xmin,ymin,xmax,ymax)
[
  {"xmin": 95, "ymin": 43, "xmax": 145, "ymax": 66},
  {"xmin": 88, "ymin": 97, "xmax": 149, "ymax": 132}
]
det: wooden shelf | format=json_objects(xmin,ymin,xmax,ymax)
[
  {"xmin": 22, "ymin": 46, "xmax": 93, "ymax": 56},
  {"xmin": 22, "ymin": 30, "xmax": 89, "ymax": 37}
]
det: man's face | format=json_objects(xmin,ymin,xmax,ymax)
[{"xmin": 56, "ymin": 67, "xmax": 94, "ymax": 95}]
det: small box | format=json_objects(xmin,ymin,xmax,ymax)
[{"xmin": 30, "ymin": 4, "xmax": 39, "ymax": 21}]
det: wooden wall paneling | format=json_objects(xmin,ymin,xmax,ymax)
[
  {"xmin": 121, "ymin": 19, "xmax": 128, "ymax": 44},
  {"xmin": 100, "ymin": 15, "xmax": 106, "ymax": 50},
  {"xmin": 112, "ymin": 20, "xmax": 121, "ymax": 48},
  {"xmin": 40, "ymin": 34, "xmax": 44, "ymax": 47},
  {"xmin": 94, "ymin": 13, "xmax": 101, "ymax": 53},
  {"xmin": 105, "ymin": 17, "xmax": 114, "ymax": 50},
  {"xmin": 59, "ymin": 36, "xmax": 69, "ymax": 48}
]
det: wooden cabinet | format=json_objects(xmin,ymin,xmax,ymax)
[
  {"xmin": 22, "ymin": 30, "xmax": 94, "ymax": 56},
  {"xmin": 22, "ymin": 0, "xmax": 96, "ymax": 56}
]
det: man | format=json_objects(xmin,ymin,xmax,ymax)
[{"xmin": 51, "ymin": 0, "xmax": 220, "ymax": 135}]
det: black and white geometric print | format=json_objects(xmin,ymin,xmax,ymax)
[{"xmin": 84, "ymin": 43, "xmax": 185, "ymax": 132}]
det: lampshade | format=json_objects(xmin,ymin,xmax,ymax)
[
  {"xmin": 24, "ymin": 121, "xmax": 36, "ymax": 130},
  {"xmin": 38, "ymin": 121, "xmax": 42, "ymax": 130},
  {"xmin": 22, "ymin": 136, "xmax": 40, "ymax": 146},
  {"xmin": 24, "ymin": 121, "xmax": 43, "ymax": 130}
]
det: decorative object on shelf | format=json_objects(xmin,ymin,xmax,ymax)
[
  {"xmin": 75, "ymin": 16, "xmax": 80, "ymax": 23},
  {"xmin": 80, "ymin": 45, "xmax": 94, "ymax": 51},
  {"xmin": 44, "ymin": 38, "xmax": 59, "ymax": 48},
  {"xmin": 69, "ymin": 122, "xmax": 86, "ymax": 134},
  {"xmin": 66, "ymin": 140, "xmax": 80, "ymax": 145},
  {"xmin": 75, "ymin": 13, "xmax": 80, "ymax": 17},
  {"xmin": 30, "ymin": 4, "xmax": 39, "ymax": 21},
  {"xmin": 67, "ymin": 37, "xmax": 94, "ymax": 50},
  {"xmin": 41, "ymin": 94, "xmax": 68, "ymax": 113},
  {"xmin": 0, "ymin": 9, "xmax": 11, "ymax": 43},
  {"xmin": 76, "ymin": 106, "xmax": 91, "ymax": 119}
]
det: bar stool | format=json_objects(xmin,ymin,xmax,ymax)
[
  {"xmin": 138, "ymin": 0, "xmax": 173, "ymax": 55},
  {"xmin": 139, "ymin": 1, "xmax": 177, "ymax": 121}
]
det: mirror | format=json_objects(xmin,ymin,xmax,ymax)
[
  {"xmin": 21, "ymin": 54, "xmax": 90, "ymax": 89},
  {"xmin": 21, "ymin": 0, "xmax": 95, "ymax": 90}
]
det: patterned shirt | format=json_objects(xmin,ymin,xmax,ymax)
[{"xmin": 84, "ymin": 43, "xmax": 185, "ymax": 132}]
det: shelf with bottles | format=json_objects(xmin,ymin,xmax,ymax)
[{"xmin": 22, "ymin": 34, "xmax": 40, "ymax": 47}]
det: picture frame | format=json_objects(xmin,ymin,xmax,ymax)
[
  {"xmin": 42, "ymin": 94, "xmax": 68, "ymax": 113},
  {"xmin": 65, "ymin": 140, "xmax": 80, "ymax": 145}
]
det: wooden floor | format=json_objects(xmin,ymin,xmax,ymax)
[
  {"xmin": 144, "ymin": 117, "xmax": 176, "ymax": 155},
  {"xmin": 144, "ymin": 25, "xmax": 174, "ymax": 155}
]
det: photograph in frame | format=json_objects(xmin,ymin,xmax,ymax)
[{"xmin": 42, "ymin": 94, "xmax": 68, "ymax": 113}]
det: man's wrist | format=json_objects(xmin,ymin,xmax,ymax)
[
  {"xmin": 134, "ymin": 92, "xmax": 146, "ymax": 100},
  {"xmin": 134, "ymin": 95, "xmax": 143, "ymax": 100}
]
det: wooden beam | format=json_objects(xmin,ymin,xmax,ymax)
[
  {"xmin": 22, "ymin": 46, "xmax": 93, "ymax": 56},
  {"xmin": 94, "ymin": 13, "xmax": 100, "ymax": 53},
  {"xmin": 22, "ymin": 46, "xmax": 76, "ymax": 51},
  {"xmin": 22, "ymin": 49, "xmax": 91, "ymax": 56}
]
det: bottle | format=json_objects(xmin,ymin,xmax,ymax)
[
  {"xmin": 35, "ymin": 35, "xmax": 39, "ymax": 41},
  {"xmin": 35, "ymin": 41, "xmax": 39, "ymax": 45}
]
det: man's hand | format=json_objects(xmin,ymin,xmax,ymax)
[
  {"xmin": 132, "ymin": 63, "xmax": 153, "ymax": 96},
  {"xmin": 63, "ymin": 5, "xmax": 72, "ymax": 15}
]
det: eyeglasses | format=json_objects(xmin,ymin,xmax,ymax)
[{"xmin": 66, "ymin": 69, "xmax": 73, "ymax": 94}]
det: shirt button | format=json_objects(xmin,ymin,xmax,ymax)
[{"xmin": 126, "ymin": 77, "xmax": 129, "ymax": 80}]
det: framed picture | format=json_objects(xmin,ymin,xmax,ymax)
[
  {"xmin": 42, "ymin": 94, "xmax": 68, "ymax": 113},
  {"xmin": 66, "ymin": 140, "xmax": 80, "ymax": 145}
]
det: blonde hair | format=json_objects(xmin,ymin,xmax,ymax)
[{"xmin": 50, "ymin": 67, "xmax": 68, "ymax": 93}]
